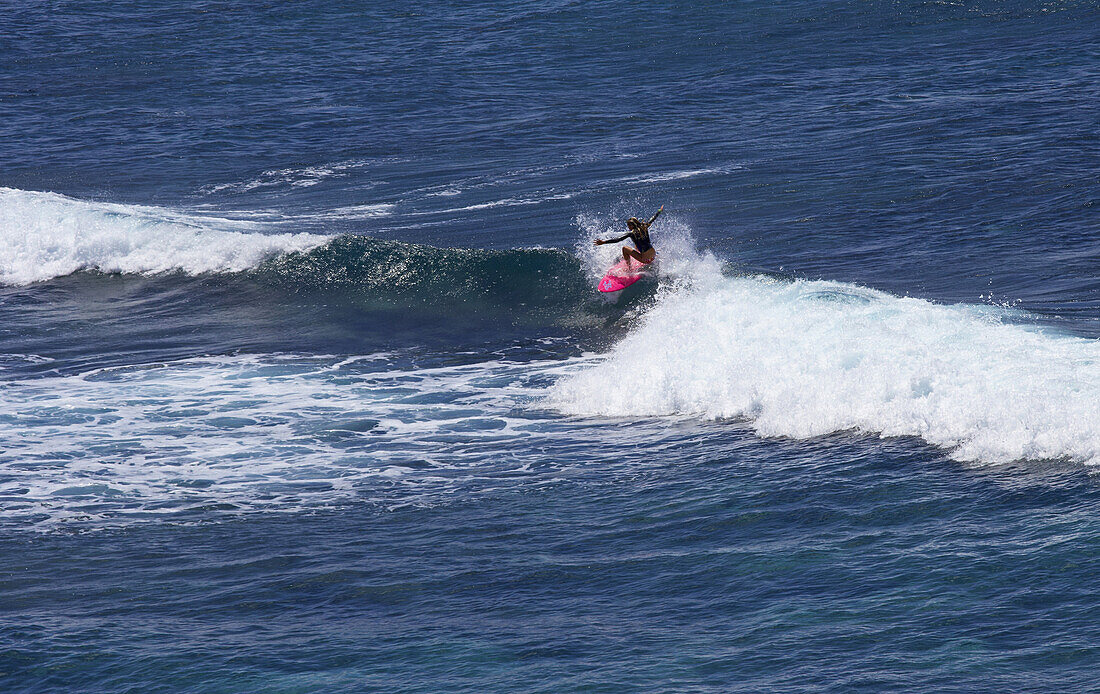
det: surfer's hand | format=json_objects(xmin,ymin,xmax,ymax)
[{"xmin": 593, "ymin": 239, "xmax": 603, "ymax": 246}]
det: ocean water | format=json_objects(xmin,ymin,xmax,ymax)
[{"xmin": 2, "ymin": 1, "xmax": 1099, "ymax": 691}]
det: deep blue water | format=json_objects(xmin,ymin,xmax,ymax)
[{"xmin": 2, "ymin": 1, "xmax": 1099, "ymax": 691}]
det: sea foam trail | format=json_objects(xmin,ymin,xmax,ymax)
[
  {"xmin": 549, "ymin": 262, "xmax": 1100, "ymax": 466},
  {"xmin": 0, "ymin": 187, "xmax": 330, "ymax": 285},
  {"xmin": 0, "ymin": 352, "xmax": 598, "ymax": 528}
]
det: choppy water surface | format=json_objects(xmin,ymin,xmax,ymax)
[{"xmin": 2, "ymin": 1, "xmax": 1098, "ymax": 691}]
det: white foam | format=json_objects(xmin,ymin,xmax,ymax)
[
  {"xmin": 548, "ymin": 257, "xmax": 1100, "ymax": 466},
  {"xmin": 0, "ymin": 353, "xmax": 54, "ymax": 370},
  {"xmin": 0, "ymin": 353, "xmax": 601, "ymax": 528},
  {"xmin": 433, "ymin": 194, "xmax": 573, "ymax": 214},
  {"xmin": 306, "ymin": 203, "xmax": 396, "ymax": 220},
  {"xmin": 199, "ymin": 158, "xmax": 382, "ymax": 193},
  {"xmin": 615, "ymin": 166, "xmax": 735, "ymax": 185},
  {"xmin": 0, "ymin": 187, "xmax": 331, "ymax": 285}
]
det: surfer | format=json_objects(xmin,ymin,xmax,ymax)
[{"xmin": 593, "ymin": 206, "xmax": 663, "ymax": 265}]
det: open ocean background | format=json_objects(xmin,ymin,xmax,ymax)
[{"xmin": 2, "ymin": 1, "xmax": 1099, "ymax": 691}]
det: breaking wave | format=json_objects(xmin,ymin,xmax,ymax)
[
  {"xmin": 0, "ymin": 187, "xmax": 329, "ymax": 285},
  {"xmin": 549, "ymin": 257, "xmax": 1100, "ymax": 466},
  {"xmin": 5, "ymin": 187, "xmax": 1096, "ymax": 469}
]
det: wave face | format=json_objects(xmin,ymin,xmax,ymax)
[
  {"xmin": 549, "ymin": 260, "xmax": 1100, "ymax": 466},
  {"xmin": 258, "ymin": 235, "xmax": 594, "ymax": 315},
  {"xmin": 0, "ymin": 187, "xmax": 329, "ymax": 285},
  {"xmin": 0, "ymin": 188, "xmax": 602, "ymax": 322}
]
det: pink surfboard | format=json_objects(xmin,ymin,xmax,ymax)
[{"xmin": 597, "ymin": 257, "xmax": 654, "ymax": 293}]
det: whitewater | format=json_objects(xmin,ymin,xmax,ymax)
[
  {"xmin": 552, "ymin": 259, "xmax": 1100, "ymax": 466},
  {"xmin": 0, "ymin": 186, "xmax": 1095, "ymax": 532},
  {"xmin": 0, "ymin": 187, "xmax": 329, "ymax": 284}
]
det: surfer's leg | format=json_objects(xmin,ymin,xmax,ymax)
[{"xmin": 623, "ymin": 247, "xmax": 654, "ymax": 265}]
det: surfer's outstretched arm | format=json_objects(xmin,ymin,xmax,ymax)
[
  {"xmin": 594, "ymin": 233, "xmax": 631, "ymax": 246},
  {"xmin": 647, "ymin": 205, "xmax": 664, "ymax": 225}
]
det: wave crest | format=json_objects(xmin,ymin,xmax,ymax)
[{"xmin": 0, "ymin": 187, "xmax": 330, "ymax": 285}]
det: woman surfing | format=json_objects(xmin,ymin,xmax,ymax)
[{"xmin": 593, "ymin": 206, "xmax": 663, "ymax": 265}]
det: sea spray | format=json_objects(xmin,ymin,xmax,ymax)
[
  {"xmin": 574, "ymin": 209, "xmax": 720, "ymax": 286},
  {"xmin": 548, "ymin": 262, "xmax": 1100, "ymax": 466}
]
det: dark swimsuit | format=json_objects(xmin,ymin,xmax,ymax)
[{"xmin": 631, "ymin": 227, "xmax": 653, "ymax": 253}]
